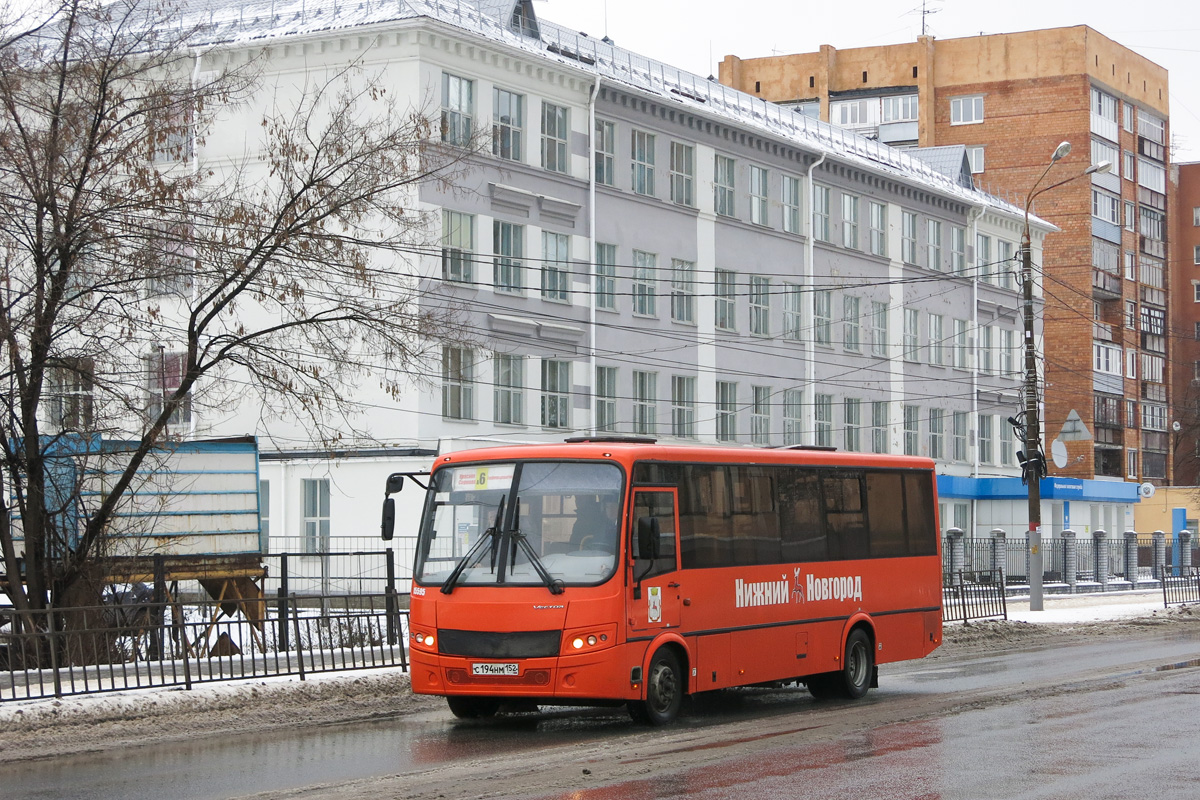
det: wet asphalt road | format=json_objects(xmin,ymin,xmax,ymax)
[{"xmin": 5, "ymin": 628, "xmax": 1200, "ymax": 799}]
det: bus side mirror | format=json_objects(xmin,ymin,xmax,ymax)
[
  {"xmin": 381, "ymin": 497, "xmax": 396, "ymax": 541},
  {"xmin": 385, "ymin": 474, "xmax": 405, "ymax": 495},
  {"xmin": 636, "ymin": 516, "xmax": 660, "ymax": 560}
]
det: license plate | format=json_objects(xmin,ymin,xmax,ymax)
[{"xmin": 471, "ymin": 662, "xmax": 519, "ymax": 676}]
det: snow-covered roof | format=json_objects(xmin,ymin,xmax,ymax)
[
  {"xmin": 177, "ymin": 0, "xmax": 1041, "ymax": 224},
  {"xmin": 910, "ymin": 146, "xmax": 974, "ymax": 189}
]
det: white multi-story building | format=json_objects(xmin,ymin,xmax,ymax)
[{"xmin": 84, "ymin": 0, "xmax": 1082, "ymax": 578}]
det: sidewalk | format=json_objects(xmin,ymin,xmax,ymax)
[{"xmin": 1004, "ymin": 588, "xmax": 1166, "ymax": 624}]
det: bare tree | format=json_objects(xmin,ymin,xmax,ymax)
[{"xmin": 0, "ymin": 0, "xmax": 475, "ymax": 616}]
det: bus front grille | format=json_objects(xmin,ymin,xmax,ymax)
[{"xmin": 437, "ymin": 629, "xmax": 560, "ymax": 658}]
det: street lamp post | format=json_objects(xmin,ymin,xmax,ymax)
[{"xmin": 1020, "ymin": 142, "xmax": 1111, "ymax": 612}]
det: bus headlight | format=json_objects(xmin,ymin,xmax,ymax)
[
  {"xmin": 424, "ymin": 634, "xmax": 435, "ymax": 646},
  {"xmin": 572, "ymin": 637, "xmax": 584, "ymax": 649},
  {"xmin": 561, "ymin": 624, "xmax": 617, "ymax": 655}
]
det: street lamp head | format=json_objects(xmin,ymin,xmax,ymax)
[
  {"xmin": 1086, "ymin": 160, "xmax": 1113, "ymax": 175},
  {"xmin": 1051, "ymin": 141, "xmax": 1072, "ymax": 162}
]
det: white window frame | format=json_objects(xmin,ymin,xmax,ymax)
[
  {"xmin": 749, "ymin": 165, "xmax": 769, "ymax": 225},
  {"xmin": 950, "ymin": 95, "xmax": 984, "ymax": 125}
]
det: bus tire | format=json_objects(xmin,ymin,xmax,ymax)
[
  {"xmin": 446, "ymin": 696, "xmax": 500, "ymax": 719},
  {"xmin": 628, "ymin": 647, "xmax": 684, "ymax": 725},
  {"xmin": 838, "ymin": 628, "xmax": 873, "ymax": 699}
]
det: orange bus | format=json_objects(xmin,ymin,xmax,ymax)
[{"xmin": 382, "ymin": 437, "xmax": 942, "ymax": 724}]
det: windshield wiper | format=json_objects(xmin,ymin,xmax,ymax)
[
  {"xmin": 441, "ymin": 496, "xmax": 505, "ymax": 595},
  {"xmin": 507, "ymin": 495, "xmax": 565, "ymax": 595}
]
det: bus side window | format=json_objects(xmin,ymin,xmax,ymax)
[
  {"xmin": 823, "ymin": 471, "xmax": 868, "ymax": 561},
  {"xmin": 632, "ymin": 491, "xmax": 677, "ymax": 578},
  {"xmin": 780, "ymin": 467, "xmax": 826, "ymax": 563}
]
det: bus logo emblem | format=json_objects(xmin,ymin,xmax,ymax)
[{"xmin": 647, "ymin": 586, "xmax": 662, "ymax": 622}]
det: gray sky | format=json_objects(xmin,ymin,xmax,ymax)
[{"xmin": 542, "ymin": 0, "xmax": 1200, "ymax": 164}]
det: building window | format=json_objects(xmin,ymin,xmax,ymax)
[
  {"xmin": 716, "ymin": 381, "xmax": 738, "ymax": 442},
  {"xmin": 783, "ymin": 175, "xmax": 802, "ymax": 234},
  {"xmin": 541, "ymin": 231, "xmax": 570, "ymax": 301},
  {"xmin": 951, "ymin": 226, "xmax": 966, "ymax": 274},
  {"xmin": 814, "ymin": 394, "xmax": 833, "ymax": 447},
  {"xmin": 979, "ymin": 325, "xmax": 994, "ymax": 374},
  {"xmin": 541, "ymin": 102, "xmax": 568, "ymax": 172},
  {"xmin": 301, "ymin": 479, "xmax": 330, "ymax": 555},
  {"xmin": 966, "ymin": 146, "xmax": 985, "ymax": 173},
  {"xmin": 814, "ymin": 290, "xmax": 832, "ymax": 345},
  {"xmin": 749, "ymin": 165, "xmax": 769, "ymax": 225},
  {"xmin": 952, "ymin": 411, "xmax": 968, "ymax": 462},
  {"xmin": 1194, "ymin": 206, "xmax": 1200, "ymax": 227},
  {"xmin": 1092, "ymin": 189, "xmax": 1120, "ymax": 225},
  {"xmin": 869, "ymin": 301, "xmax": 888, "ymax": 357},
  {"xmin": 715, "ymin": 269, "xmax": 736, "ymax": 331},
  {"xmin": 844, "ymin": 398, "xmax": 861, "ymax": 452},
  {"xmin": 670, "ymin": 259, "xmax": 695, "ymax": 324},
  {"xmin": 928, "ymin": 313, "xmax": 944, "ymax": 366},
  {"xmin": 926, "ymin": 219, "xmax": 943, "ymax": 271},
  {"xmin": 714, "ymin": 155, "xmax": 736, "ymax": 217},
  {"xmin": 1000, "ymin": 421, "xmax": 1014, "ymax": 466},
  {"xmin": 441, "ymin": 210, "xmax": 474, "ymax": 283},
  {"xmin": 928, "ymin": 409, "xmax": 944, "ymax": 459},
  {"xmin": 594, "ymin": 242, "xmax": 616, "ymax": 310},
  {"xmin": 751, "ymin": 385, "xmax": 771, "ymax": 445},
  {"xmin": 950, "ymin": 94, "xmax": 984, "ymax": 125},
  {"xmin": 997, "ymin": 240, "xmax": 1016, "ymax": 290},
  {"xmin": 595, "ymin": 365, "xmax": 617, "ymax": 432},
  {"xmin": 901, "ymin": 211, "xmax": 917, "ymax": 264},
  {"xmin": 903, "ymin": 405, "xmax": 920, "ymax": 456},
  {"xmin": 670, "ymin": 142, "xmax": 695, "ymax": 206},
  {"xmin": 145, "ymin": 221, "xmax": 195, "ymax": 298},
  {"xmin": 869, "ymin": 201, "xmax": 887, "ymax": 257},
  {"xmin": 871, "ymin": 401, "xmax": 888, "ymax": 454},
  {"xmin": 782, "ymin": 283, "xmax": 803, "ymax": 341},
  {"xmin": 48, "ymin": 357, "xmax": 95, "ymax": 430},
  {"xmin": 953, "ymin": 319, "xmax": 970, "ymax": 369},
  {"xmin": 671, "ymin": 376, "xmax": 696, "ymax": 438},
  {"xmin": 631, "ymin": 129, "xmax": 655, "ymax": 196},
  {"xmin": 903, "ymin": 308, "xmax": 919, "ymax": 361},
  {"xmin": 441, "ymin": 346, "xmax": 474, "ymax": 420},
  {"xmin": 750, "ymin": 275, "xmax": 770, "ymax": 336},
  {"xmin": 1125, "ymin": 201, "xmax": 1137, "ymax": 233},
  {"xmin": 1002, "ymin": 329, "xmax": 1018, "ymax": 376},
  {"xmin": 976, "ymin": 233, "xmax": 992, "ymax": 283},
  {"xmin": 493, "ymin": 354, "xmax": 524, "ymax": 424},
  {"xmin": 882, "ymin": 94, "xmax": 918, "ymax": 122},
  {"xmin": 632, "ymin": 370, "xmax": 657, "ymax": 435},
  {"xmin": 1194, "ymin": 321, "xmax": 1200, "ymax": 341},
  {"xmin": 440, "ymin": 72, "xmax": 473, "ymax": 146},
  {"xmin": 1123, "ymin": 102, "xmax": 1135, "ymax": 132},
  {"xmin": 595, "ymin": 119, "xmax": 615, "ymax": 186},
  {"xmin": 812, "ymin": 184, "xmax": 830, "ymax": 242},
  {"xmin": 1194, "ymin": 245, "xmax": 1200, "ymax": 266},
  {"xmin": 841, "ymin": 193, "xmax": 859, "ymax": 249},
  {"xmin": 146, "ymin": 350, "xmax": 191, "ymax": 426},
  {"xmin": 843, "ymin": 295, "xmax": 861, "ymax": 353},
  {"xmin": 541, "ymin": 359, "xmax": 571, "ymax": 428},
  {"xmin": 493, "ymin": 221, "xmax": 523, "ymax": 293},
  {"xmin": 783, "ymin": 389, "xmax": 803, "ymax": 446},
  {"xmin": 492, "ymin": 88, "xmax": 523, "ymax": 161},
  {"xmin": 1123, "ymin": 149, "xmax": 1136, "ymax": 181},
  {"xmin": 258, "ymin": 480, "xmax": 270, "ymax": 551},
  {"xmin": 632, "ymin": 250, "xmax": 657, "ymax": 317},
  {"xmin": 1127, "ymin": 449, "xmax": 1138, "ymax": 480}
]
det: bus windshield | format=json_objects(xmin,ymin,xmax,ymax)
[{"xmin": 415, "ymin": 460, "xmax": 623, "ymax": 588}]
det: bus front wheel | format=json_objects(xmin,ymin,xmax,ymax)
[
  {"xmin": 628, "ymin": 647, "xmax": 684, "ymax": 725},
  {"xmin": 447, "ymin": 696, "xmax": 500, "ymax": 719}
]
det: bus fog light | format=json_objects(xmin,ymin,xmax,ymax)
[
  {"xmin": 423, "ymin": 635, "xmax": 435, "ymax": 646},
  {"xmin": 572, "ymin": 637, "xmax": 584, "ymax": 649}
]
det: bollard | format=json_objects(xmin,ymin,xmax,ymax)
[
  {"xmin": 990, "ymin": 528, "xmax": 1007, "ymax": 587},
  {"xmin": 1062, "ymin": 530, "xmax": 1077, "ymax": 590},
  {"xmin": 946, "ymin": 528, "xmax": 965, "ymax": 586},
  {"xmin": 1124, "ymin": 531, "xmax": 1139, "ymax": 588},
  {"xmin": 1181, "ymin": 531, "xmax": 1193, "ymax": 574},
  {"xmin": 1094, "ymin": 530, "xmax": 1109, "ymax": 591},
  {"xmin": 1153, "ymin": 530, "xmax": 1166, "ymax": 581}
]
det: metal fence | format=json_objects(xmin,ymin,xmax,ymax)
[
  {"xmin": 1163, "ymin": 570, "xmax": 1200, "ymax": 607},
  {"xmin": 0, "ymin": 592, "xmax": 409, "ymax": 702},
  {"xmin": 943, "ymin": 531, "xmax": 1199, "ymax": 589},
  {"xmin": 943, "ymin": 570, "xmax": 1007, "ymax": 623}
]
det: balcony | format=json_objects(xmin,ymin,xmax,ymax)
[
  {"xmin": 1092, "ymin": 268, "xmax": 1122, "ymax": 298},
  {"xmin": 1140, "ymin": 235, "xmax": 1165, "ymax": 259},
  {"xmin": 1138, "ymin": 137, "xmax": 1166, "ymax": 163},
  {"xmin": 1093, "ymin": 321, "xmax": 1115, "ymax": 342},
  {"xmin": 1138, "ymin": 186, "xmax": 1166, "ymax": 211},
  {"xmin": 1141, "ymin": 382, "xmax": 1167, "ymax": 402}
]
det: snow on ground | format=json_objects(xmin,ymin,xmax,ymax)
[{"xmin": 1001, "ymin": 589, "xmax": 1169, "ymax": 625}]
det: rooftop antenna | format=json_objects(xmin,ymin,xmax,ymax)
[{"xmin": 907, "ymin": 0, "xmax": 941, "ymax": 37}]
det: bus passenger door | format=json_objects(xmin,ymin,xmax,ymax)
[{"xmin": 628, "ymin": 489, "xmax": 681, "ymax": 633}]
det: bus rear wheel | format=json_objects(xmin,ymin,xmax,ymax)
[
  {"xmin": 446, "ymin": 696, "xmax": 500, "ymax": 719},
  {"xmin": 628, "ymin": 647, "xmax": 683, "ymax": 725},
  {"xmin": 808, "ymin": 628, "xmax": 873, "ymax": 700}
]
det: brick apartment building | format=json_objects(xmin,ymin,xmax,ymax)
[
  {"xmin": 720, "ymin": 27, "xmax": 1173, "ymax": 507},
  {"xmin": 1172, "ymin": 163, "xmax": 1200, "ymax": 484}
]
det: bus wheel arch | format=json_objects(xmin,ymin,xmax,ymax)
[
  {"xmin": 629, "ymin": 639, "xmax": 689, "ymax": 725},
  {"xmin": 809, "ymin": 620, "xmax": 876, "ymax": 701}
]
